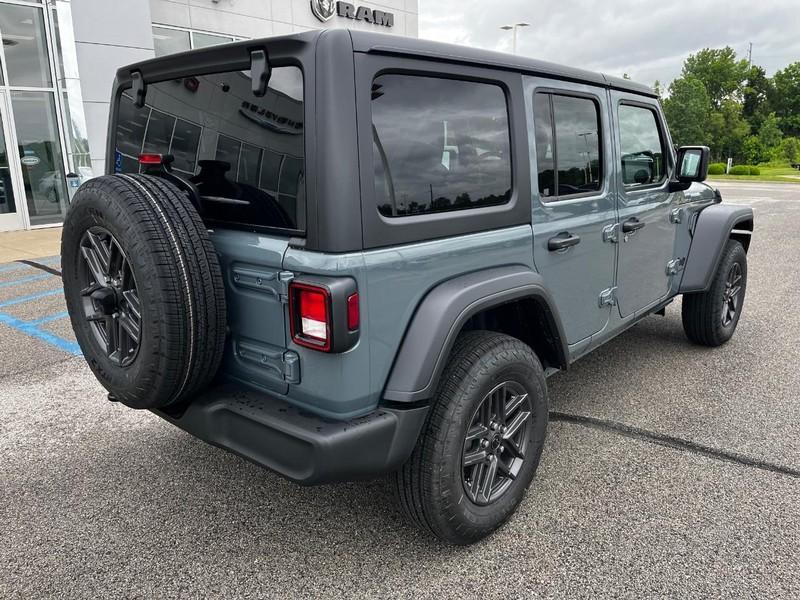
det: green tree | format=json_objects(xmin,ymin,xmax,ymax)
[
  {"xmin": 780, "ymin": 137, "xmax": 800, "ymax": 163},
  {"xmin": 742, "ymin": 65, "xmax": 773, "ymax": 132},
  {"xmin": 662, "ymin": 77, "xmax": 712, "ymax": 146},
  {"xmin": 708, "ymin": 99, "xmax": 750, "ymax": 161},
  {"xmin": 741, "ymin": 135, "xmax": 764, "ymax": 164},
  {"xmin": 770, "ymin": 62, "xmax": 800, "ymax": 137},
  {"xmin": 757, "ymin": 113, "xmax": 783, "ymax": 159},
  {"xmin": 682, "ymin": 46, "xmax": 749, "ymax": 109}
]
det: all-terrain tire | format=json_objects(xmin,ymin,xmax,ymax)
[
  {"xmin": 62, "ymin": 174, "xmax": 226, "ymax": 409},
  {"xmin": 392, "ymin": 331, "xmax": 548, "ymax": 545},
  {"xmin": 682, "ymin": 239, "xmax": 747, "ymax": 347}
]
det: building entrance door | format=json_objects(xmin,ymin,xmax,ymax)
[{"xmin": 0, "ymin": 90, "xmax": 25, "ymax": 232}]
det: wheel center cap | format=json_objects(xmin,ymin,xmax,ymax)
[
  {"xmin": 490, "ymin": 435, "xmax": 502, "ymax": 452},
  {"xmin": 91, "ymin": 286, "xmax": 118, "ymax": 315}
]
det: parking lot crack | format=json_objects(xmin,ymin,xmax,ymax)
[{"xmin": 550, "ymin": 411, "xmax": 800, "ymax": 479}]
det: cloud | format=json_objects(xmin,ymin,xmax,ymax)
[{"xmin": 418, "ymin": 0, "xmax": 800, "ymax": 86}]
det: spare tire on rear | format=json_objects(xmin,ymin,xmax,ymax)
[{"xmin": 61, "ymin": 174, "xmax": 227, "ymax": 410}]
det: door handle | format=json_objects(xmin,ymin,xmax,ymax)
[
  {"xmin": 547, "ymin": 232, "xmax": 581, "ymax": 251},
  {"xmin": 622, "ymin": 217, "xmax": 646, "ymax": 233}
]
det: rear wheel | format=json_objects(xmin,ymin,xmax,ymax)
[
  {"xmin": 682, "ymin": 239, "xmax": 747, "ymax": 347},
  {"xmin": 62, "ymin": 174, "xmax": 227, "ymax": 409},
  {"xmin": 393, "ymin": 331, "xmax": 548, "ymax": 545}
]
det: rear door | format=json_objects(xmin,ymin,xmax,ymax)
[
  {"xmin": 611, "ymin": 93, "xmax": 678, "ymax": 317},
  {"xmin": 111, "ymin": 61, "xmax": 307, "ymax": 394},
  {"xmin": 526, "ymin": 78, "xmax": 617, "ymax": 345}
]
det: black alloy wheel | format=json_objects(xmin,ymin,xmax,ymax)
[
  {"xmin": 462, "ymin": 381, "xmax": 533, "ymax": 506},
  {"xmin": 78, "ymin": 226, "xmax": 141, "ymax": 367},
  {"xmin": 721, "ymin": 261, "xmax": 743, "ymax": 327}
]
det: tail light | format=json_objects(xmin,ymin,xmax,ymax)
[
  {"xmin": 138, "ymin": 154, "xmax": 175, "ymax": 174},
  {"xmin": 290, "ymin": 282, "xmax": 331, "ymax": 351},
  {"xmin": 289, "ymin": 278, "xmax": 359, "ymax": 353},
  {"xmin": 138, "ymin": 153, "xmax": 165, "ymax": 165}
]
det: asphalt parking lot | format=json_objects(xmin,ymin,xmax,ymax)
[{"xmin": 1, "ymin": 181, "xmax": 799, "ymax": 598}]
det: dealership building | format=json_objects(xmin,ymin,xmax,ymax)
[{"xmin": 0, "ymin": 0, "xmax": 419, "ymax": 233}]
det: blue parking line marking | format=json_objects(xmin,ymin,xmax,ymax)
[
  {"xmin": 28, "ymin": 311, "xmax": 70, "ymax": 326},
  {"xmin": 0, "ymin": 273, "xmax": 54, "ymax": 288},
  {"xmin": 0, "ymin": 288, "xmax": 64, "ymax": 308},
  {"xmin": 0, "ymin": 312, "xmax": 82, "ymax": 356},
  {"xmin": 0, "ymin": 256, "xmax": 60, "ymax": 274}
]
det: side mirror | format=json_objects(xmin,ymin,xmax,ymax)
[{"xmin": 670, "ymin": 146, "xmax": 709, "ymax": 191}]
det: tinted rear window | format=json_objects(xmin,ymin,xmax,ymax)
[
  {"xmin": 533, "ymin": 92, "xmax": 602, "ymax": 199},
  {"xmin": 371, "ymin": 74, "xmax": 512, "ymax": 218},
  {"xmin": 114, "ymin": 66, "xmax": 305, "ymax": 232}
]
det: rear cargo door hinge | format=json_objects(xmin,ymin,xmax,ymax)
[
  {"xmin": 282, "ymin": 350, "xmax": 300, "ymax": 384},
  {"xmin": 670, "ymin": 208, "xmax": 683, "ymax": 224},
  {"xmin": 598, "ymin": 286, "xmax": 618, "ymax": 307},
  {"xmin": 278, "ymin": 271, "xmax": 295, "ymax": 303},
  {"xmin": 602, "ymin": 223, "xmax": 619, "ymax": 244},
  {"xmin": 666, "ymin": 257, "xmax": 686, "ymax": 276}
]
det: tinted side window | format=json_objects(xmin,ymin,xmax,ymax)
[
  {"xmin": 618, "ymin": 104, "xmax": 665, "ymax": 186},
  {"xmin": 533, "ymin": 92, "xmax": 602, "ymax": 200},
  {"xmin": 371, "ymin": 74, "xmax": 512, "ymax": 218},
  {"xmin": 114, "ymin": 66, "xmax": 304, "ymax": 232},
  {"xmin": 532, "ymin": 93, "xmax": 554, "ymax": 198}
]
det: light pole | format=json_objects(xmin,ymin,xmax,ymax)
[{"xmin": 500, "ymin": 22, "xmax": 529, "ymax": 55}]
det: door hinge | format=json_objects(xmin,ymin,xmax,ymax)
[
  {"xmin": 278, "ymin": 271, "xmax": 295, "ymax": 303},
  {"xmin": 666, "ymin": 257, "xmax": 686, "ymax": 276},
  {"xmin": 670, "ymin": 208, "xmax": 683, "ymax": 224},
  {"xmin": 282, "ymin": 350, "xmax": 300, "ymax": 384},
  {"xmin": 235, "ymin": 342, "xmax": 300, "ymax": 384},
  {"xmin": 598, "ymin": 286, "xmax": 618, "ymax": 307},
  {"xmin": 602, "ymin": 223, "xmax": 619, "ymax": 244}
]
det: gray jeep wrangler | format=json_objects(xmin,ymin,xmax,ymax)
[{"xmin": 61, "ymin": 30, "xmax": 753, "ymax": 545}]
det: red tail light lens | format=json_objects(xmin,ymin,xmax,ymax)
[
  {"xmin": 289, "ymin": 282, "xmax": 331, "ymax": 351},
  {"xmin": 138, "ymin": 153, "xmax": 164, "ymax": 165}
]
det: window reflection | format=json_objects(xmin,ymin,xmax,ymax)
[
  {"xmin": 619, "ymin": 105, "xmax": 665, "ymax": 185},
  {"xmin": 371, "ymin": 74, "xmax": 512, "ymax": 217},
  {"xmin": 114, "ymin": 66, "xmax": 304, "ymax": 231},
  {"xmin": 533, "ymin": 92, "xmax": 602, "ymax": 200},
  {"xmin": 0, "ymin": 108, "xmax": 16, "ymax": 215},
  {"xmin": 0, "ymin": 4, "xmax": 52, "ymax": 88},
  {"xmin": 192, "ymin": 32, "xmax": 234, "ymax": 49},
  {"xmin": 11, "ymin": 91, "xmax": 68, "ymax": 226},
  {"xmin": 152, "ymin": 26, "xmax": 191, "ymax": 57}
]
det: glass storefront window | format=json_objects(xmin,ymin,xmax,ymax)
[
  {"xmin": 153, "ymin": 26, "xmax": 190, "ymax": 57},
  {"xmin": 192, "ymin": 32, "xmax": 234, "ymax": 49},
  {"xmin": 0, "ymin": 4, "xmax": 53, "ymax": 88},
  {"xmin": 0, "ymin": 104, "xmax": 16, "ymax": 216},
  {"xmin": 11, "ymin": 91, "xmax": 68, "ymax": 227}
]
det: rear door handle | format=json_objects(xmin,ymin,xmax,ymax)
[
  {"xmin": 622, "ymin": 217, "xmax": 646, "ymax": 233},
  {"xmin": 547, "ymin": 232, "xmax": 581, "ymax": 251}
]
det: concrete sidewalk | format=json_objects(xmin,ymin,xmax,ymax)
[{"xmin": 0, "ymin": 228, "xmax": 62, "ymax": 263}]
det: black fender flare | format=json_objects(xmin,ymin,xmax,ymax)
[
  {"xmin": 382, "ymin": 265, "xmax": 568, "ymax": 403},
  {"xmin": 679, "ymin": 203, "xmax": 754, "ymax": 293}
]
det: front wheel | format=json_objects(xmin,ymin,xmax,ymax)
[
  {"xmin": 393, "ymin": 331, "xmax": 548, "ymax": 545},
  {"xmin": 682, "ymin": 239, "xmax": 747, "ymax": 347}
]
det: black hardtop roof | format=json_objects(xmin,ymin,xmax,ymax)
[
  {"xmin": 345, "ymin": 29, "xmax": 655, "ymax": 97},
  {"xmin": 116, "ymin": 28, "xmax": 654, "ymax": 98}
]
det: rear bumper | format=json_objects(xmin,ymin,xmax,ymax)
[{"xmin": 155, "ymin": 384, "xmax": 428, "ymax": 485}]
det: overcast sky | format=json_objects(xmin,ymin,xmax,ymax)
[{"xmin": 418, "ymin": 0, "xmax": 800, "ymax": 88}]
